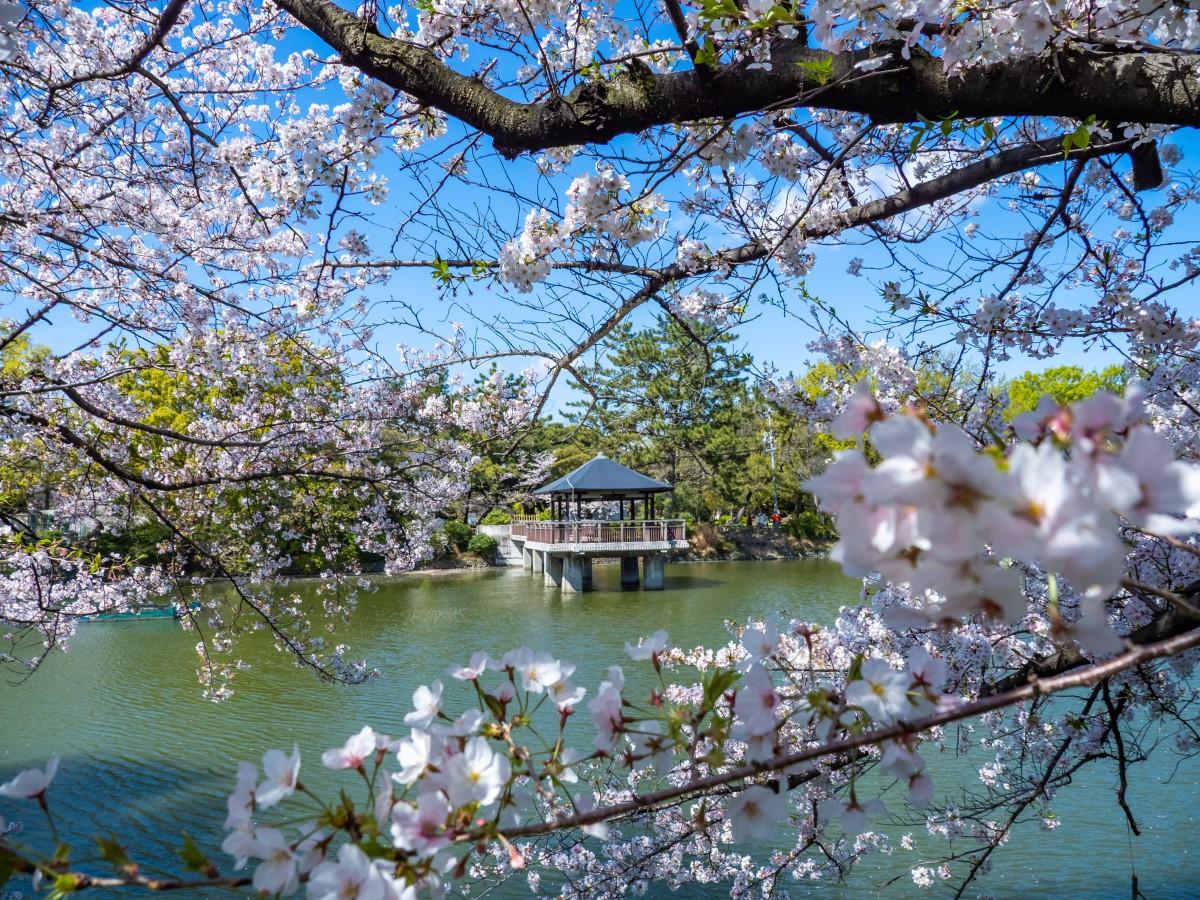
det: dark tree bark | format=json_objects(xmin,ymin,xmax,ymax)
[{"xmin": 276, "ymin": 0, "xmax": 1200, "ymax": 156}]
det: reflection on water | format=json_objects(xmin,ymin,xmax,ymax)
[{"xmin": 1, "ymin": 560, "xmax": 1197, "ymax": 897}]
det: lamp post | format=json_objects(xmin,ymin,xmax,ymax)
[{"xmin": 763, "ymin": 428, "xmax": 780, "ymax": 521}]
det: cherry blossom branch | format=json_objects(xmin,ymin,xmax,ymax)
[
  {"xmin": 498, "ymin": 626, "xmax": 1200, "ymax": 840},
  {"xmin": 41, "ymin": 0, "xmax": 191, "ymax": 105},
  {"xmin": 276, "ymin": 0, "xmax": 1200, "ymax": 154},
  {"xmin": 1120, "ymin": 576, "xmax": 1200, "ymax": 619}
]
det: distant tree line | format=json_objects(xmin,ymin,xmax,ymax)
[{"xmin": 2, "ymin": 327, "xmax": 1126, "ymax": 565}]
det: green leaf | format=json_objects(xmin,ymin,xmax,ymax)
[
  {"xmin": 0, "ymin": 848, "xmax": 15, "ymax": 889},
  {"xmin": 483, "ymin": 691, "xmax": 506, "ymax": 722},
  {"xmin": 1061, "ymin": 116, "xmax": 1096, "ymax": 157},
  {"xmin": 96, "ymin": 835, "xmax": 134, "ymax": 875},
  {"xmin": 693, "ymin": 37, "xmax": 719, "ymax": 68},
  {"xmin": 702, "ymin": 667, "xmax": 740, "ymax": 709},
  {"xmin": 982, "ymin": 121, "xmax": 996, "ymax": 141},
  {"xmin": 49, "ymin": 874, "xmax": 82, "ymax": 899},
  {"xmin": 177, "ymin": 832, "xmax": 209, "ymax": 874},
  {"xmin": 431, "ymin": 257, "xmax": 453, "ymax": 286},
  {"xmin": 797, "ymin": 57, "xmax": 834, "ymax": 86},
  {"xmin": 698, "ymin": 0, "xmax": 740, "ymax": 20},
  {"xmin": 846, "ymin": 653, "xmax": 864, "ymax": 683},
  {"xmin": 748, "ymin": 4, "xmax": 796, "ymax": 28}
]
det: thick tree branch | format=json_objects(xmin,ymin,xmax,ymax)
[
  {"xmin": 984, "ymin": 579, "xmax": 1200, "ymax": 697},
  {"xmin": 276, "ymin": 0, "xmax": 1200, "ymax": 156},
  {"xmin": 499, "ymin": 625, "xmax": 1200, "ymax": 839}
]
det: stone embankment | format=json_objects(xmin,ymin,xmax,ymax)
[{"xmin": 677, "ymin": 524, "xmax": 831, "ymax": 561}]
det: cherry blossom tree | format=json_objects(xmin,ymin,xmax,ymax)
[{"xmin": 3, "ymin": 0, "xmax": 1200, "ymax": 897}]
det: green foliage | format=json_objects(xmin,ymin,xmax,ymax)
[
  {"xmin": 566, "ymin": 315, "xmax": 758, "ymax": 516},
  {"xmin": 467, "ymin": 533, "xmax": 498, "ymax": 557},
  {"xmin": 0, "ymin": 336, "xmax": 59, "ymax": 512},
  {"xmin": 785, "ymin": 510, "xmax": 837, "ymax": 542},
  {"xmin": 559, "ymin": 316, "xmax": 840, "ymax": 525},
  {"xmin": 796, "ymin": 56, "xmax": 833, "ymax": 83},
  {"xmin": 908, "ymin": 112, "xmax": 983, "ymax": 155},
  {"xmin": 442, "ymin": 519, "xmax": 472, "ymax": 550},
  {"xmin": 1061, "ymin": 115, "xmax": 1097, "ymax": 157},
  {"xmin": 86, "ymin": 521, "xmax": 173, "ymax": 566},
  {"xmin": 667, "ymin": 482, "xmax": 712, "ymax": 525},
  {"xmin": 177, "ymin": 833, "xmax": 213, "ymax": 875},
  {"xmin": 1004, "ymin": 364, "xmax": 1126, "ymax": 420},
  {"xmin": 479, "ymin": 509, "xmax": 512, "ymax": 525}
]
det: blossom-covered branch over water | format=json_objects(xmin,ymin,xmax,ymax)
[
  {"xmin": 5, "ymin": 387, "xmax": 1200, "ymax": 896},
  {"xmin": 4, "ymin": 0, "xmax": 1200, "ymax": 894}
]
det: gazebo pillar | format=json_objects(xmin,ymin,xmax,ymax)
[
  {"xmin": 543, "ymin": 553, "xmax": 561, "ymax": 587},
  {"xmin": 643, "ymin": 554, "xmax": 665, "ymax": 590},
  {"xmin": 562, "ymin": 555, "xmax": 585, "ymax": 593}
]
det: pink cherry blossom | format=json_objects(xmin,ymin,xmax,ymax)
[
  {"xmin": 307, "ymin": 842, "xmax": 389, "ymax": 900},
  {"xmin": 248, "ymin": 827, "xmax": 299, "ymax": 896},
  {"xmin": 390, "ymin": 791, "xmax": 452, "ymax": 858}
]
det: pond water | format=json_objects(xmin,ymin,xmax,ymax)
[{"xmin": 1, "ymin": 560, "xmax": 1197, "ymax": 897}]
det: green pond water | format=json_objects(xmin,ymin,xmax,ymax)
[{"xmin": 1, "ymin": 559, "xmax": 1197, "ymax": 897}]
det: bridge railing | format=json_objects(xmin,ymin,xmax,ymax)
[{"xmin": 510, "ymin": 520, "xmax": 687, "ymax": 545}]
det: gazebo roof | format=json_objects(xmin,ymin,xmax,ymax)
[{"xmin": 532, "ymin": 453, "xmax": 673, "ymax": 497}]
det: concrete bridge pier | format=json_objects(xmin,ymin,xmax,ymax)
[
  {"xmin": 562, "ymin": 555, "xmax": 585, "ymax": 593},
  {"xmin": 620, "ymin": 556, "xmax": 640, "ymax": 588},
  {"xmin": 532, "ymin": 549, "xmax": 544, "ymax": 574},
  {"xmin": 582, "ymin": 556, "xmax": 593, "ymax": 585},
  {"xmin": 522, "ymin": 546, "xmax": 533, "ymax": 571},
  {"xmin": 642, "ymin": 554, "xmax": 665, "ymax": 590},
  {"xmin": 543, "ymin": 553, "xmax": 562, "ymax": 587}
]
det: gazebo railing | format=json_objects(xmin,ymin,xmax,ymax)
[{"xmin": 511, "ymin": 520, "xmax": 686, "ymax": 545}]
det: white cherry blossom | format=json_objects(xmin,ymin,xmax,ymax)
[
  {"xmin": 321, "ymin": 726, "xmax": 378, "ymax": 771},
  {"xmin": 726, "ymin": 785, "xmax": 788, "ymax": 842},
  {"xmin": 404, "ymin": 682, "xmax": 444, "ymax": 728},
  {"xmin": 0, "ymin": 755, "xmax": 58, "ymax": 799},
  {"xmin": 444, "ymin": 737, "xmax": 511, "ymax": 808},
  {"xmin": 257, "ymin": 746, "xmax": 301, "ymax": 809},
  {"xmin": 625, "ymin": 630, "xmax": 669, "ymax": 660},
  {"xmin": 846, "ymin": 659, "xmax": 911, "ymax": 724}
]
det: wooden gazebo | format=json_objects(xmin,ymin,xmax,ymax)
[
  {"xmin": 509, "ymin": 454, "xmax": 686, "ymax": 591},
  {"xmin": 530, "ymin": 453, "xmax": 674, "ymax": 521}
]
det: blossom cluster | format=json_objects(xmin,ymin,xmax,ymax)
[
  {"xmin": 497, "ymin": 166, "xmax": 666, "ymax": 292},
  {"xmin": 808, "ymin": 381, "xmax": 1200, "ymax": 655},
  {"xmin": 1, "ymin": 620, "xmax": 963, "ymax": 896}
]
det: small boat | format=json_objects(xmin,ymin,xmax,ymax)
[{"xmin": 84, "ymin": 602, "xmax": 201, "ymax": 622}]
